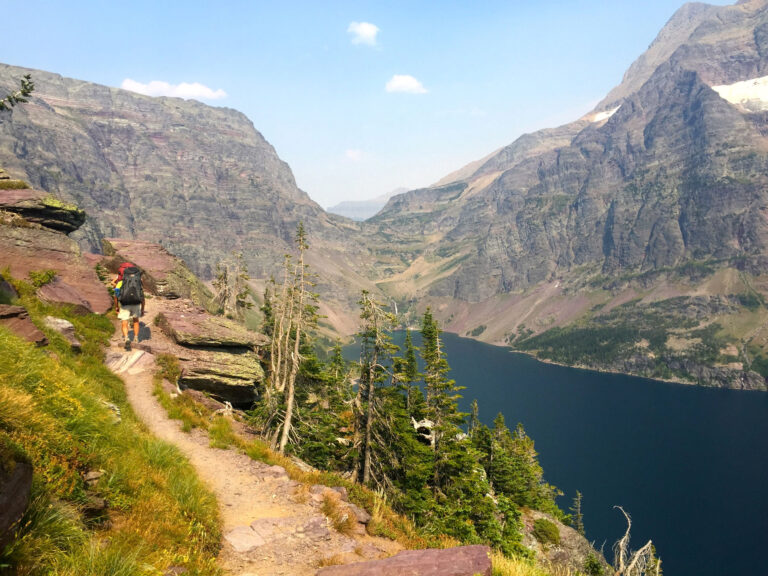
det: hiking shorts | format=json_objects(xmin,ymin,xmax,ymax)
[{"xmin": 118, "ymin": 304, "xmax": 142, "ymax": 321}]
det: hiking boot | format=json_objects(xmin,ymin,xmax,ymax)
[{"xmin": 124, "ymin": 339, "xmax": 131, "ymax": 351}]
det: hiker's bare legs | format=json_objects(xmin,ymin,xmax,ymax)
[
  {"xmin": 121, "ymin": 319, "xmax": 129, "ymax": 340},
  {"xmin": 133, "ymin": 319, "xmax": 140, "ymax": 342}
]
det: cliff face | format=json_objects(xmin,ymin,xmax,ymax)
[
  {"xmin": 367, "ymin": 1, "xmax": 768, "ymax": 302},
  {"xmin": 0, "ymin": 64, "xmax": 377, "ymax": 324}
]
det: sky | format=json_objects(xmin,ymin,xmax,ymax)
[{"xmin": 3, "ymin": 0, "xmax": 733, "ymax": 208}]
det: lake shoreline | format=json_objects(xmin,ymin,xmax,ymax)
[{"xmin": 442, "ymin": 331, "xmax": 766, "ymax": 392}]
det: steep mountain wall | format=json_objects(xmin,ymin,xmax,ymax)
[
  {"xmin": 0, "ymin": 64, "xmax": 379, "ymax": 326},
  {"xmin": 368, "ymin": 0, "xmax": 768, "ymax": 302}
]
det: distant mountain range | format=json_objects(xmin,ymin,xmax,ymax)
[
  {"xmin": 327, "ymin": 189, "xmax": 406, "ymax": 221},
  {"xmin": 4, "ymin": 0, "xmax": 768, "ymax": 387}
]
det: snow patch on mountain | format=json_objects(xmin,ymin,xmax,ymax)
[
  {"xmin": 712, "ymin": 76, "xmax": 768, "ymax": 111},
  {"xmin": 591, "ymin": 106, "xmax": 620, "ymax": 123}
]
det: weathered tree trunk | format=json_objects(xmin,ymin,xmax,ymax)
[{"xmin": 279, "ymin": 238, "xmax": 307, "ymax": 453}]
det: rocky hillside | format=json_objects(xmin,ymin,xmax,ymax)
[
  {"xmin": 0, "ymin": 63, "xmax": 379, "ymax": 330},
  {"xmin": 359, "ymin": 0, "xmax": 768, "ymax": 388},
  {"xmin": 4, "ymin": 2, "xmax": 768, "ymax": 388}
]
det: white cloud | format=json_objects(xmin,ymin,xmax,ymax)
[
  {"xmin": 348, "ymin": 21, "xmax": 379, "ymax": 46},
  {"xmin": 345, "ymin": 149, "xmax": 363, "ymax": 161},
  {"xmin": 121, "ymin": 79, "xmax": 227, "ymax": 100},
  {"xmin": 385, "ymin": 75, "xmax": 427, "ymax": 94}
]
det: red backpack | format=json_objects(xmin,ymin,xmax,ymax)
[{"xmin": 116, "ymin": 262, "xmax": 134, "ymax": 281}]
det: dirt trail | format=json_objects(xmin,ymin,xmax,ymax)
[{"xmin": 106, "ymin": 298, "xmax": 398, "ymax": 575}]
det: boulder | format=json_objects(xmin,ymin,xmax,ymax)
[
  {"xmin": 315, "ymin": 545, "xmax": 492, "ymax": 576},
  {"xmin": 38, "ymin": 277, "xmax": 93, "ymax": 315},
  {"xmin": 0, "ymin": 305, "xmax": 47, "ymax": 346},
  {"xmin": 0, "ymin": 221, "xmax": 111, "ymax": 314},
  {"xmin": 43, "ymin": 316, "xmax": 82, "ymax": 351},
  {"xmin": 177, "ymin": 348, "xmax": 264, "ymax": 406},
  {"xmin": 0, "ymin": 273, "xmax": 18, "ymax": 302},
  {"xmin": 0, "ymin": 461, "xmax": 33, "ymax": 550},
  {"xmin": 156, "ymin": 304, "xmax": 268, "ymax": 348}
]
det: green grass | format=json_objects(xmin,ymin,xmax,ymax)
[
  {"xmin": 0, "ymin": 179, "xmax": 29, "ymax": 190},
  {"xmin": 28, "ymin": 269, "xmax": 57, "ymax": 288},
  {"xmin": 0, "ymin": 280, "xmax": 222, "ymax": 575}
]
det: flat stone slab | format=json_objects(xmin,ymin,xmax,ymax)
[
  {"xmin": 158, "ymin": 305, "xmax": 268, "ymax": 348},
  {"xmin": 315, "ymin": 545, "xmax": 492, "ymax": 576},
  {"xmin": 38, "ymin": 278, "xmax": 93, "ymax": 314},
  {"xmin": 0, "ymin": 305, "xmax": 47, "ymax": 346},
  {"xmin": 225, "ymin": 525, "xmax": 267, "ymax": 553}
]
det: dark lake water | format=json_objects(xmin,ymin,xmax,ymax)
[{"xmin": 347, "ymin": 331, "xmax": 768, "ymax": 576}]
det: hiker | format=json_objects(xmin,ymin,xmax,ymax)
[
  {"xmin": 110, "ymin": 261, "xmax": 133, "ymax": 311},
  {"xmin": 113, "ymin": 264, "xmax": 145, "ymax": 350}
]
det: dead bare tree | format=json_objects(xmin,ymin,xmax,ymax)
[
  {"xmin": 260, "ymin": 223, "xmax": 317, "ymax": 453},
  {"xmin": 613, "ymin": 506, "xmax": 662, "ymax": 576},
  {"xmin": 212, "ymin": 251, "xmax": 252, "ymax": 320}
]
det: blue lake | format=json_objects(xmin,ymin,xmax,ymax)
[{"xmin": 348, "ymin": 331, "xmax": 768, "ymax": 576}]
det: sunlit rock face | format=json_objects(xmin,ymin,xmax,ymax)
[{"xmin": 365, "ymin": 1, "xmax": 768, "ymax": 302}]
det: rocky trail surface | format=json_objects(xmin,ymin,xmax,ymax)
[{"xmin": 105, "ymin": 297, "xmax": 401, "ymax": 576}]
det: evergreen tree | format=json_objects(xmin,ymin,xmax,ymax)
[
  {"xmin": 415, "ymin": 309, "xmax": 505, "ymax": 544},
  {"xmin": 419, "ymin": 308, "xmax": 466, "ymax": 492},
  {"xmin": 468, "ymin": 399, "xmax": 480, "ymax": 438},
  {"xmin": 0, "ymin": 74, "xmax": 34, "ymax": 112},
  {"xmin": 401, "ymin": 329, "xmax": 424, "ymax": 417},
  {"xmin": 328, "ymin": 339, "xmax": 346, "ymax": 383},
  {"xmin": 571, "ymin": 490, "xmax": 585, "ymax": 536},
  {"xmin": 260, "ymin": 283, "xmax": 274, "ymax": 337},
  {"xmin": 290, "ymin": 337, "xmax": 351, "ymax": 470},
  {"xmin": 508, "ymin": 422, "xmax": 562, "ymax": 514},
  {"xmin": 356, "ymin": 290, "xmax": 398, "ymax": 486}
]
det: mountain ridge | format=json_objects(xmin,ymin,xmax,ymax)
[{"xmin": 4, "ymin": 1, "xmax": 768, "ymax": 388}]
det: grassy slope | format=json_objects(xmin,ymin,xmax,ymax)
[
  {"xmin": 0, "ymin": 276, "xmax": 569, "ymax": 576},
  {"xmin": 0, "ymin": 283, "xmax": 221, "ymax": 575}
]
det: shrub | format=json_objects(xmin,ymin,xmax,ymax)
[
  {"xmin": 532, "ymin": 518, "xmax": 560, "ymax": 546},
  {"xmin": 28, "ymin": 269, "xmax": 57, "ymax": 288},
  {"xmin": 155, "ymin": 353, "xmax": 181, "ymax": 384},
  {"xmin": 583, "ymin": 552, "xmax": 605, "ymax": 576},
  {"xmin": 321, "ymin": 491, "xmax": 358, "ymax": 536},
  {"xmin": 469, "ymin": 324, "xmax": 487, "ymax": 337}
]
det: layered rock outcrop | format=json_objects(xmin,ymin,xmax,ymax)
[
  {"xmin": 106, "ymin": 239, "xmax": 268, "ymax": 405},
  {"xmin": 0, "ymin": 183, "xmax": 111, "ymax": 314},
  {"xmin": 156, "ymin": 300, "xmax": 267, "ymax": 405}
]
